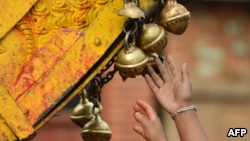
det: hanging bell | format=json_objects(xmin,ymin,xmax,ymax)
[
  {"xmin": 71, "ymin": 89, "xmax": 95, "ymax": 127},
  {"xmin": 115, "ymin": 31, "xmax": 148, "ymax": 81},
  {"xmin": 118, "ymin": 2, "xmax": 145, "ymax": 19},
  {"xmin": 115, "ymin": 44, "xmax": 148, "ymax": 81},
  {"xmin": 159, "ymin": 0, "xmax": 190, "ymax": 35},
  {"xmin": 136, "ymin": 23, "xmax": 167, "ymax": 53},
  {"xmin": 81, "ymin": 104, "xmax": 112, "ymax": 141}
]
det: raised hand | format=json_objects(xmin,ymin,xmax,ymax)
[
  {"xmin": 142, "ymin": 54, "xmax": 208, "ymax": 141},
  {"xmin": 144, "ymin": 54, "xmax": 192, "ymax": 114},
  {"xmin": 133, "ymin": 100, "xmax": 167, "ymax": 141}
]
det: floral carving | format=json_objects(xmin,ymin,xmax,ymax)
[{"xmin": 16, "ymin": 0, "xmax": 109, "ymax": 53}]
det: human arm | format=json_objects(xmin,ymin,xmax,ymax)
[
  {"xmin": 133, "ymin": 100, "xmax": 168, "ymax": 141},
  {"xmin": 144, "ymin": 55, "xmax": 208, "ymax": 141}
]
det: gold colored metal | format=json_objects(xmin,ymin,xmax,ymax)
[
  {"xmin": 71, "ymin": 89, "xmax": 95, "ymax": 127},
  {"xmin": 136, "ymin": 23, "xmax": 167, "ymax": 53},
  {"xmin": 81, "ymin": 105, "xmax": 112, "ymax": 141},
  {"xmin": 118, "ymin": 2, "xmax": 145, "ymax": 19},
  {"xmin": 159, "ymin": 0, "xmax": 190, "ymax": 35},
  {"xmin": 115, "ymin": 44, "xmax": 148, "ymax": 81}
]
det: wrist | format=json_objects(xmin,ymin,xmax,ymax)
[
  {"xmin": 164, "ymin": 102, "xmax": 192, "ymax": 114},
  {"xmin": 174, "ymin": 110, "xmax": 197, "ymax": 121},
  {"xmin": 171, "ymin": 105, "xmax": 197, "ymax": 120}
]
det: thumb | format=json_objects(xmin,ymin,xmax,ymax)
[{"xmin": 134, "ymin": 112, "xmax": 149, "ymax": 129}]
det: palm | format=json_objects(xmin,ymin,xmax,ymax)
[{"xmin": 145, "ymin": 55, "xmax": 192, "ymax": 114}]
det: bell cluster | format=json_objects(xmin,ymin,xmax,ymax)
[
  {"xmin": 70, "ymin": 1, "xmax": 191, "ymax": 141},
  {"xmin": 71, "ymin": 87, "xmax": 112, "ymax": 141},
  {"xmin": 115, "ymin": 0, "xmax": 190, "ymax": 81}
]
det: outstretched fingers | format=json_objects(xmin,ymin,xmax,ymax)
[
  {"xmin": 145, "ymin": 74, "xmax": 159, "ymax": 93},
  {"xmin": 147, "ymin": 65, "xmax": 165, "ymax": 87},
  {"xmin": 166, "ymin": 54, "xmax": 181, "ymax": 79},
  {"xmin": 154, "ymin": 57, "xmax": 171, "ymax": 82}
]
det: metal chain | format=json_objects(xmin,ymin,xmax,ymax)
[
  {"xmin": 94, "ymin": 55, "xmax": 117, "ymax": 89},
  {"xmin": 87, "ymin": 54, "xmax": 118, "ymax": 104},
  {"xmin": 87, "ymin": 2, "xmax": 144, "ymax": 104}
]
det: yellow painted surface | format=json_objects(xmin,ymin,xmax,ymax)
[
  {"xmin": 0, "ymin": 0, "xmax": 155, "ymax": 140},
  {"xmin": 0, "ymin": 82, "xmax": 34, "ymax": 140},
  {"xmin": 0, "ymin": 117, "xmax": 17, "ymax": 141},
  {"xmin": 0, "ymin": 0, "xmax": 38, "ymax": 39}
]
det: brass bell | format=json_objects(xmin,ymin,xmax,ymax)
[
  {"xmin": 71, "ymin": 89, "xmax": 95, "ymax": 127},
  {"xmin": 118, "ymin": 2, "xmax": 145, "ymax": 19},
  {"xmin": 115, "ymin": 31, "xmax": 148, "ymax": 81},
  {"xmin": 159, "ymin": 0, "xmax": 190, "ymax": 35},
  {"xmin": 136, "ymin": 23, "xmax": 167, "ymax": 53},
  {"xmin": 81, "ymin": 105, "xmax": 112, "ymax": 141},
  {"xmin": 115, "ymin": 44, "xmax": 148, "ymax": 81}
]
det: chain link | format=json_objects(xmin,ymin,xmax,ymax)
[
  {"xmin": 94, "ymin": 55, "xmax": 117, "ymax": 89},
  {"xmin": 86, "ymin": 54, "xmax": 117, "ymax": 104}
]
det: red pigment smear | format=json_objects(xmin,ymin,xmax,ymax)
[{"xmin": 15, "ymin": 30, "xmax": 82, "ymax": 100}]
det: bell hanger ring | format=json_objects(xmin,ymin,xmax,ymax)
[{"xmin": 123, "ymin": 20, "xmax": 138, "ymax": 35}]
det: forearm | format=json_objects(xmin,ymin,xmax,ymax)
[{"xmin": 174, "ymin": 110, "xmax": 208, "ymax": 141}]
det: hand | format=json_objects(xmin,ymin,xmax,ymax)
[
  {"xmin": 133, "ymin": 100, "xmax": 167, "ymax": 141},
  {"xmin": 144, "ymin": 54, "xmax": 192, "ymax": 114}
]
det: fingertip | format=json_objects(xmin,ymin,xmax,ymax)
[
  {"xmin": 137, "ymin": 99, "xmax": 143, "ymax": 102},
  {"xmin": 133, "ymin": 103, "xmax": 141, "ymax": 112},
  {"xmin": 144, "ymin": 74, "xmax": 149, "ymax": 78},
  {"xmin": 136, "ymin": 99, "xmax": 143, "ymax": 104},
  {"xmin": 135, "ymin": 100, "xmax": 157, "ymax": 119},
  {"xmin": 133, "ymin": 125, "xmax": 139, "ymax": 134},
  {"xmin": 154, "ymin": 57, "xmax": 161, "ymax": 63},
  {"xmin": 136, "ymin": 99, "xmax": 147, "ymax": 107},
  {"xmin": 135, "ymin": 112, "xmax": 140, "ymax": 116},
  {"xmin": 166, "ymin": 54, "xmax": 173, "ymax": 61},
  {"xmin": 134, "ymin": 112, "xmax": 143, "ymax": 121},
  {"xmin": 182, "ymin": 63, "xmax": 187, "ymax": 71}
]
